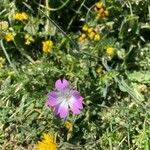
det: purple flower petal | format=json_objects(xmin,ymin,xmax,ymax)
[
  {"xmin": 69, "ymin": 97, "xmax": 83, "ymax": 114},
  {"xmin": 70, "ymin": 104, "xmax": 81, "ymax": 114},
  {"xmin": 58, "ymin": 102, "xmax": 69, "ymax": 118},
  {"xmin": 55, "ymin": 79, "xmax": 69, "ymax": 91},
  {"xmin": 54, "ymin": 102, "xmax": 69, "ymax": 118},
  {"xmin": 47, "ymin": 92, "xmax": 58, "ymax": 106},
  {"xmin": 48, "ymin": 92, "xmax": 58, "ymax": 98},
  {"xmin": 53, "ymin": 104, "xmax": 59, "ymax": 115},
  {"xmin": 47, "ymin": 79, "xmax": 84, "ymax": 118},
  {"xmin": 72, "ymin": 90, "xmax": 83, "ymax": 103},
  {"xmin": 47, "ymin": 98, "xmax": 57, "ymax": 106}
]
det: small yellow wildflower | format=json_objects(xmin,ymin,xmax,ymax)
[
  {"xmin": 89, "ymin": 31, "xmax": 95, "ymax": 40},
  {"xmin": 0, "ymin": 57, "xmax": 5, "ymax": 69},
  {"xmin": 14, "ymin": 12, "xmax": 28, "ymax": 21},
  {"xmin": 96, "ymin": 66, "xmax": 102, "ymax": 73},
  {"xmin": 97, "ymin": 8, "xmax": 105, "ymax": 17},
  {"xmin": 104, "ymin": 10, "xmax": 109, "ymax": 17},
  {"xmin": 94, "ymin": 34, "xmax": 101, "ymax": 41},
  {"xmin": 88, "ymin": 27, "xmax": 94, "ymax": 33},
  {"xmin": 25, "ymin": 41, "xmax": 31, "ymax": 45},
  {"xmin": 95, "ymin": 2, "xmax": 103, "ymax": 9},
  {"xmin": 106, "ymin": 47, "xmax": 114, "ymax": 55},
  {"xmin": 4, "ymin": 33, "xmax": 15, "ymax": 42},
  {"xmin": 65, "ymin": 121, "xmax": 73, "ymax": 131},
  {"xmin": 0, "ymin": 21, "xmax": 9, "ymax": 30},
  {"xmin": 36, "ymin": 133, "xmax": 57, "ymax": 150},
  {"xmin": 79, "ymin": 33, "xmax": 86, "ymax": 42},
  {"xmin": 82, "ymin": 25, "xmax": 88, "ymax": 32},
  {"xmin": 99, "ymin": 8, "xmax": 104, "ymax": 14},
  {"xmin": 81, "ymin": 33, "xmax": 86, "ymax": 39},
  {"xmin": 42, "ymin": 40, "xmax": 53, "ymax": 53},
  {"xmin": 25, "ymin": 33, "xmax": 35, "ymax": 45}
]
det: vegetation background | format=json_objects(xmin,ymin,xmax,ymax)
[{"xmin": 0, "ymin": 0, "xmax": 150, "ymax": 149}]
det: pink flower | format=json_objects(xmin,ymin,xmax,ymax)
[{"xmin": 47, "ymin": 79, "xmax": 83, "ymax": 118}]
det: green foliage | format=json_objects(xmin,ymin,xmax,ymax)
[{"xmin": 0, "ymin": 0, "xmax": 150, "ymax": 149}]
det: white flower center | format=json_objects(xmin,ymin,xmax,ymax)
[{"xmin": 57, "ymin": 90, "xmax": 72, "ymax": 103}]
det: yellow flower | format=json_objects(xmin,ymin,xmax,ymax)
[
  {"xmin": 96, "ymin": 66, "xmax": 102, "ymax": 73},
  {"xmin": 106, "ymin": 47, "xmax": 114, "ymax": 55},
  {"xmin": 25, "ymin": 40, "xmax": 31, "ymax": 45},
  {"xmin": 94, "ymin": 34, "xmax": 101, "ymax": 41},
  {"xmin": 65, "ymin": 121, "xmax": 73, "ymax": 131},
  {"xmin": 104, "ymin": 10, "xmax": 109, "ymax": 17},
  {"xmin": 95, "ymin": 2, "xmax": 103, "ymax": 9},
  {"xmin": 0, "ymin": 57, "xmax": 5, "ymax": 69},
  {"xmin": 82, "ymin": 25, "xmax": 88, "ymax": 32},
  {"xmin": 0, "ymin": 21, "xmax": 9, "ymax": 30},
  {"xmin": 99, "ymin": 8, "xmax": 104, "ymax": 14},
  {"xmin": 42, "ymin": 40, "xmax": 53, "ymax": 53},
  {"xmin": 81, "ymin": 33, "xmax": 86, "ymax": 39},
  {"xmin": 87, "ymin": 27, "xmax": 94, "ymax": 33},
  {"xmin": 97, "ymin": 8, "xmax": 105, "ymax": 17},
  {"xmin": 25, "ymin": 33, "xmax": 35, "ymax": 45},
  {"xmin": 14, "ymin": 12, "xmax": 28, "ymax": 21},
  {"xmin": 89, "ymin": 31, "xmax": 95, "ymax": 40},
  {"xmin": 79, "ymin": 33, "xmax": 86, "ymax": 42},
  {"xmin": 4, "ymin": 33, "xmax": 15, "ymax": 42},
  {"xmin": 36, "ymin": 133, "xmax": 57, "ymax": 150}
]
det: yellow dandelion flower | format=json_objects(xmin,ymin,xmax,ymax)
[
  {"xmin": 0, "ymin": 21, "xmax": 9, "ymax": 30},
  {"xmin": 94, "ymin": 34, "xmax": 101, "ymax": 41},
  {"xmin": 14, "ymin": 12, "xmax": 28, "ymax": 21},
  {"xmin": 96, "ymin": 66, "xmax": 102, "ymax": 73},
  {"xmin": 65, "ymin": 121, "xmax": 73, "ymax": 131},
  {"xmin": 36, "ymin": 133, "xmax": 58, "ymax": 150},
  {"xmin": 104, "ymin": 10, "xmax": 109, "ymax": 17},
  {"xmin": 82, "ymin": 25, "xmax": 88, "ymax": 32},
  {"xmin": 89, "ymin": 31, "xmax": 95, "ymax": 40},
  {"xmin": 4, "ymin": 33, "xmax": 15, "ymax": 42},
  {"xmin": 95, "ymin": 2, "xmax": 103, "ymax": 9},
  {"xmin": 106, "ymin": 47, "xmax": 114, "ymax": 55},
  {"xmin": 42, "ymin": 40, "xmax": 53, "ymax": 53},
  {"xmin": 25, "ymin": 33, "xmax": 35, "ymax": 45}
]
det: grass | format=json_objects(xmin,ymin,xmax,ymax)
[{"xmin": 0, "ymin": 0, "xmax": 150, "ymax": 149}]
